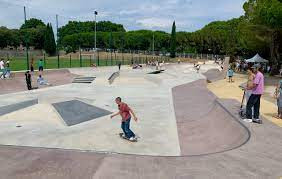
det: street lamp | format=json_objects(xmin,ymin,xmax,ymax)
[{"xmin": 94, "ymin": 11, "xmax": 98, "ymax": 65}]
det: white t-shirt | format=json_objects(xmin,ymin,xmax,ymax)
[{"xmin": 0, "ymin": 61, "xmax": 4, "ymax": 69}]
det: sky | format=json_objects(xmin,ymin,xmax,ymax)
[{"xmin": 0, "ymin": 0, "xmax": 246, "ymax": 32}]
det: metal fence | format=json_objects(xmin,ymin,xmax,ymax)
[
  {"xmin": 0, "ymin": 48, "xmax": 234, "ymax": 71},
  {"xmin": 2, "ymin": 50, "xmax": 172, "ymax": 71}
]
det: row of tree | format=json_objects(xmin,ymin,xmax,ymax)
[{"xmin": 0, "ymin": 18, "xmax": 57, "ymax": 55}]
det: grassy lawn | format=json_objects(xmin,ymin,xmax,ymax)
[
  {"xmin": 8, "ymin": 55, "xmax": 169, "ymax": 71},
  {"xmin": 8, "ymin": 57, "xmax": 133, "ymax": 71}
]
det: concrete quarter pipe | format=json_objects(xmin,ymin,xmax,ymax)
[{"xmin": 172, "ymin": 80, "xmax": 250, "ymax": 156}]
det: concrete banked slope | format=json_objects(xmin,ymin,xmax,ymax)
[{"xmin": 172, "ymin": 80, "xmax": 250, "ymax": 156}]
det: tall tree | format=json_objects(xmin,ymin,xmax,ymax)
[
  {"xmin": 44, "ymin": 23, "xmax": 56, "ymax": 55},
  {"xmin": 243, "ymin": 0, "xmax": 282, "ymax": 74},
  {"xmin": 170, "ymin": 21, "xmax": 176, "ymax": 58}
]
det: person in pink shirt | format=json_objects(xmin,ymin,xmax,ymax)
[{"xmin": 245, "ymin": 64, "xmax": 264, "ymax": 124}]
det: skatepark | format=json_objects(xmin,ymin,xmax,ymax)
[{"xmin": 0, "ymin": 62, "xmax": 281, "ymax": 178}]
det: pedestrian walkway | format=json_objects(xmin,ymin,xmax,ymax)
[{"xmin": 207, "ymin": 73, "xmax": 282, "ymax": 127}]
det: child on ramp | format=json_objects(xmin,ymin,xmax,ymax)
[{"xmin": 111, "ymin": 97, "xmax": 138, "ymax": 141}]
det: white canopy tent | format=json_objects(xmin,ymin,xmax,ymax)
[{"xmin": 245, "ymin": 54, "xmax": 268, "ymax": 63}]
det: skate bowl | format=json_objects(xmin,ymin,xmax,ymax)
[
  {"xmin": 203, "ymin": 57, "xmax": 229, "ymax": 83},
  {"xmin": 172, "ymin": 80, "xmax": 250, "ymax": 156},
  {"xmin": 0, "ymin": 64, "xmax": 250, "ymax": 157}
]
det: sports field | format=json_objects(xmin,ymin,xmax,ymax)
[{"xmin": 6, "ymin": 52, "xmax": 171, "ymax": 71}]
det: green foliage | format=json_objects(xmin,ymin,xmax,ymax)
[
  {"xmin": 170, "ymin": 21, "xmax": 176, "ymax": 58},
  {"xmin": 243, "ymin": 0, "xmax": 282, "ymax": 74},
  {"xmin": 0, "ymin": 27, "xmax": 20, "ymax": 48},
  {"xmin": 20, "ymin": 18, "xmax": 46, "ymax": 29},
  {"xmin": 58, "ymin": 21, "xmax": 125, "ymax": 45},
  {"xmin": 44, "ymin": 23, "xmax": 56, "ymax": 55}
]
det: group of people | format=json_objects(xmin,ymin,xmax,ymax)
[
  {"xmin": 146, "ymin": 60, "xmax": 165, "ymax": 70},
  {"xmin": 235, "ymin": 61, "xmax": 272, "ymax": 74},
  {"xmin": 0, "ymin": 58, "xmax": 11, "ymax": 79},
  {"xmin": 25, "ymin": 58, "xmax": 50, "ymax": 90},
  {"xmin": 233, "ymin": 62, "xmax": 282, "ymax": 121}
]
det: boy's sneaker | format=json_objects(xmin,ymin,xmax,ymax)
[
  {"xmin": 119, "ymin": 133, "xmax": 125, "ymax": 138},
  {"xmin": 129, "ymin": 137, "xmax": 136, "ymax": 141},
  {"xmin": 253, "ymin": 119, "xmax": 263, "ymax": 124},
  {"xmin": 242, "ymin": 118, "xmax": 253, "ymax": 123}
]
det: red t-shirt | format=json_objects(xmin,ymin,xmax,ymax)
[{"xmin": 118, "ymin": 103, "xmax": 131, "ymax": 121}]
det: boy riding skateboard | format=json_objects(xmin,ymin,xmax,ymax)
[{"xmin": 110, "ymin": 97, "xmax": 138, "ymax": 141}]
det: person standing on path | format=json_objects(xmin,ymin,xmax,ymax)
[
  {"xmin": 227, "ymin": 68, "xmax": 234, "ymax": 82},
  {"xmin": 25, "ymin": 71, "xmax": 32, "ymax": 90},
  {"xmin": 274, "ymin": 80, "xmax": 282, "ymax": 119},
  {"xmin": 111, "ymin": 97, "xmax": 138, "ymax": 141},
  {"xmin": 38, "ymin": 59, "xmax": 44, "ymax": 73},
  {"xmin": 0, "ymin": 59, "xmax": 4, "ymax": 78},
  {"xmin": 245, "ymin": 68, "xmax": 255, "ymax": 104},
  {"xmin": 246, "ymin": 64, "xmax": 264, "ymax": 124},
  {"xmin": 118, "ymin": 62, "xmax": 121, "ymax": 71}
]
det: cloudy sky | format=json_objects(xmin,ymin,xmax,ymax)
[{"xmin": 0, "ymin": 0, "xmax": 246, "ymax": 32}]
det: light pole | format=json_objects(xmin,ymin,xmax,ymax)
[
  {"xmin": 56, "ymin": 14, "xmax": 60, "ymax": 68},
  {"xmin": 24, "ymin": 6, "xmax": 29, "ymax": 70},
  {"xmin": 94, "ymin": 11, "xmax": 98, "ymax": 65},
  {"xmin": 152, "ymin": 32, "xmax": 155, "ymax": 56}
]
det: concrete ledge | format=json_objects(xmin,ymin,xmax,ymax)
[{"xmin": 108, "ymin": 71, "xmax": 120, "ymax": 84}]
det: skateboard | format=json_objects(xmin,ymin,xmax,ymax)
[{"xmin": 119, "ymin": 133, "xmax": 138, "ymax": 142}]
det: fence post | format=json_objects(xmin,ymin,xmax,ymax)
[
  {"xmin": 115, "ymin": 51, "xmax": 117, "ymax": 65},
  {"xmin": 70, "ymin": 54, "xmax": 72, "ymax": 68},
  {"xmin": 90, "ymin": 55, "xmax": 92, "ymax": 67},
  {"xmin": 131, "ymin": 51, "xmax": 133, "ymax": 65},
  {"xmin": 43, "ymin": 53, "xmax": 46, "ymax": 69},
  {"xmin": 111, "ymin": 50, "xmax": 113, "ymax": 66},
  {"xmin": 97, "ymin": 51, "xmax": 100, "ymax": 66},
  {"xmin": 57, "ymin": 53, "xmax": 60, "ymax": 69},
  {"xmin": 79, "ymin": 47, "xmax": 82, "ymax": 67}
]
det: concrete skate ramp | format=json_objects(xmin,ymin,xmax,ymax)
[
  {"xmin": 203, "ymin": 69, "xmax": 224, "ymax": 83},
  {"xmin": 53, "ymin": 100, "xmax": 112, "ymax": 126},
  {"xmin": 172, "ymin": 80, "xmax": 250, "ymax": 156},
  {"xmin": 0, "ymin": 99, "xmax": 38, "ymax": 116},
  {"xmin": 203, "ymin": 57, "xmax": 229, "ymax": 82}
]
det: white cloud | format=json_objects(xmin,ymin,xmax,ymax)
[
  {"xmin": 0, "ymin": 0, "xmax": 247, "ymax": 32},
  {"xmin": 136, "ymin": 18, "xmax": 173, "ymax": 29}
]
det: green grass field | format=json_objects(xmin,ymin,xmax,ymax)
[{"xmin": 8, "ymin": 57, "xmax": 134, "ymax": 71}]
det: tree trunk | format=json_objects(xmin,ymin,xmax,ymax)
[{"xmin": 270, "ymin": 30, "xmax": 280, "ymax": 75}]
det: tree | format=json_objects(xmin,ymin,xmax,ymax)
[
  {"xmin": 243, "ymin": 0, "xmax": 282, "ymax": 74},
  {"xmin": 58, "ymin": 21, "xmax": 126, "ymax": 45},
  {"xmin": 170, "ymin": 21, "xmax": 176, "ymax": 58},
  {"xmin": 0, "ymin": 27, "xmax": 21, "ymax": 49},
  {"xmin": 44, "ymin": 23, "xmax": 56, "ymax": 55},
  {"xmin": 20, "ymin": 18, "xmax": 45, "ymax": 29}
]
